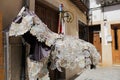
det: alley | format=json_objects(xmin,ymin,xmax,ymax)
[{"xmin": 75, "ymin": 66, "xmax": 120, "ymax": 80}]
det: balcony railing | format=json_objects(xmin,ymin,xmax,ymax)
[
  {"xmin": 101, "ymin": 0, "xmax": 120, "ymax": 7},
  {"xmin": 70, "ymin": 0, "xmax": 89, "ymax": 13}
]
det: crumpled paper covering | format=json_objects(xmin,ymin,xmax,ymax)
[
  {"xmin": 30, "ymin": 15, "xmax": 61, "ymax": 46},
  {"xmin": 9, "ymin": 10, "xmax": 100, "ymax": 79},
  {"xmin": 27, "ymin": 57, "xmax": 50, "ymax": 80},
  {"xmin": 49, "ymin": 36, "xmax": 100, "ymax": 70},
  {"xmin": 38, "ymin": 73, "xmax": 50, "ymax": 80},
  {"xmin": 30, "ymin": 15, "xmax": 100, "ymax": 70},
  {"xmin": 9, "ymin": 15, "xmax": 33, "ymax": 36}
]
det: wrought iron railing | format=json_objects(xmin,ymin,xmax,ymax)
[
  {"xmin": 70, "ymin": 0, "xmax": 89, "ymax": 13},
  {"xmin": 101, "ymin": 0, "xmax": 120, "ymax": 6}
]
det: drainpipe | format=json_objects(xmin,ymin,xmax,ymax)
[
  {"xmin": 4, "ymin": 32, "xmax": 10, "ymax": 80},
  {"xmin": 86, "ymin": 9, "xmax": 90, "ymax": 42}
]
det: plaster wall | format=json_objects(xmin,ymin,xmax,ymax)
[
  {"xmin": 0, "ymin": 0, "xmax": 23, "ymax": 80},
  {"xmin": 104, "ymin": 5, "xmax": 120, "ymax": 21},
  {"xmin": 91, "ymin": 5, "xmax": 120, "ymax": 22},
  {"xmin": 37, "ymin": 0, "xmax": 87, "ymax": 37},
  {"xmin": 89, "ymin": 0, "xmax": 101, "ymax": 8},
  {"xmin": 0, "ymin": 0, "xmax": 23, "ymax": 29}
]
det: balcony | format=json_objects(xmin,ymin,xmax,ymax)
[
  {"xmin": 101, "ymin": 0, "xmax": 120, "ymax": 7},
  {"xmin": 70, "ymin": 0, "xmax": 89, "ymax": 13}
]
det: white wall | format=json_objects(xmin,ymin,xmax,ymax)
[
  {"xmin": 104, "ymin": 5, "xmax": 120, "ymax": 21},
  {"xmin": 92, "ymin": 9, "xmax": 103, "ymax": 22},
  {"xmin": 90, "ymin": 0, "xmax": 101, "ymax": 8},
  {"xmin": 90, "ymin": 0, "xmax": 120, "ymax": 22}
]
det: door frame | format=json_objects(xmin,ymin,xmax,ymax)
[{"xmin": 89, "ymin": 25, "xmax": 102, "ymax": 63}]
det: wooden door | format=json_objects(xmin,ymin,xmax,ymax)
[
  {"xmin": 93, "ymin": 32, "xmax": 102, "ymax": 62},
  {"xmin": 111, "ymin": 25, "xmax": 120, "ymax": 64},
  {"xmin": 35, "ymin": 1, "xmax": 59, "ymax": 33},
  {"xmin": 0, "ymin": 13, "xmax": 4, "ymax": 80},
  {"xmin": 89, "ymin": 25, "xmax": 102, "ymax": 63}
]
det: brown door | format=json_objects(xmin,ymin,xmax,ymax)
[
  {"xmin": 93, "ymin": 32, "xmax": 102, "ymax": 62},
  {"xmin": 35, "ymin": 0, "xmax": 59, "ymax": 33},
  {"xmin": 111, "ymin": 24, "xmax": 120, "ymax": 64},
  {"xmin": 0, "ymin": 13, "xmax": 4, "ymax": 80},
  {"xmin": 89, "ymin": 25, "xmax": 102, "ymax": 63}
]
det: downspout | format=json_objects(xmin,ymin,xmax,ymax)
[
  {"xmin": 86, "ymin": 0, "xmax": 90, "ymax": 42},
  {"xmin": 87, "ymin": 9, "xmax": 89, "ymax": 42},
  {"xmin": 4, "ymin": 32, "xmax": 10, "ymax": 80}
]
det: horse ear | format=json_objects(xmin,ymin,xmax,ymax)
[
  {"xmin": 18, "ymin": 6, "xmax": 26, "ymax": 16},
  {"xmin": 12, "ymin": 7, "xmax": 26, "ymax": 23}
]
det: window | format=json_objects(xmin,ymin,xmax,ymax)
[{"xmin": 78, "ymin": 20, "xmax": 88, "ymax": 41}]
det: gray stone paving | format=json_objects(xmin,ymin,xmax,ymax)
[{"xmin": 74, "ymin": 66, "xmax": 120, "ymax": 80}]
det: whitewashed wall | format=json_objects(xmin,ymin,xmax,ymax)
[
  {"xmin": 92, "ymin": 9, "xmax": 103, "ymax": 22},
  {"xmin": 90, "ymin": 0, "xmax": 101, "ymax": 8},
  {"xmin": 90, "ymin": 0, "xmax": 120, "ymax": 22},
  {"xmin": 104, "ymin": 5, "xmax": 120, "ymax": 21},
  {"xmin": 89, "ymin": 0, "xmax": 120, "ymax": 66}
]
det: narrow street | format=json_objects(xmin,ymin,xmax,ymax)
[{"xmin": 75, "ymin": 66, "xmax": 120, "ymax": 80}]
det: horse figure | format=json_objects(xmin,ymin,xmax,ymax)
[{"xmin": 9, "ymin": 9, "xmax": 100, "ymax": 80}]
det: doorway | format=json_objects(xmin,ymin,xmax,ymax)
[
  {"xmin": 89, "ymin": 25, "xmax": 102, "ymax": 62},
  {"xmin": 78, "ymin": 21, "xmax": 89, "ymax": 41},
  {"xmin": 111, "ymin": 24, "xmax": 120, "ymax": 64}
]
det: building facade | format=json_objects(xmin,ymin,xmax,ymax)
[{"xmin": 89, "ymin": 0, "xmax": 120, "ymax": 66}]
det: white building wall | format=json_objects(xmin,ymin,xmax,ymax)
[
  {"xmin": 104, "ymin": 5, "xmax": 120, "ymax": 21},
  {"xmin": 90, "ymin": 1, "xmax": 120, "ymax": 22},
  {"xmin": 90, "ymin": 0, "xmax": 101, "ymax": 8},
  {"xmin": 92, "ymin": 9, "xmax": 103, "ymax": 22},
  {"xmin": 89, "ymin": 0, "xmax": 120, "ymax": 66}
]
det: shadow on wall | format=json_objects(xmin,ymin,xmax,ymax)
[
  {"xmin": 0, "ymin": 0, "xmax": 23, "ymax": 29},
  {"xmin": 103, "ymin": 4, "xmax": 120, "ymax": 12}
]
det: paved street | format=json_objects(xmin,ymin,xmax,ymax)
[{"xmin": 74, "ymin": 66, "xmax": 120, "ymax": 80}]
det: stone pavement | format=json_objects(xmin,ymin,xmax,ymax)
[{"xmin": 74, "ymin": 66, "xmax": 120, "ymax": 80}]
